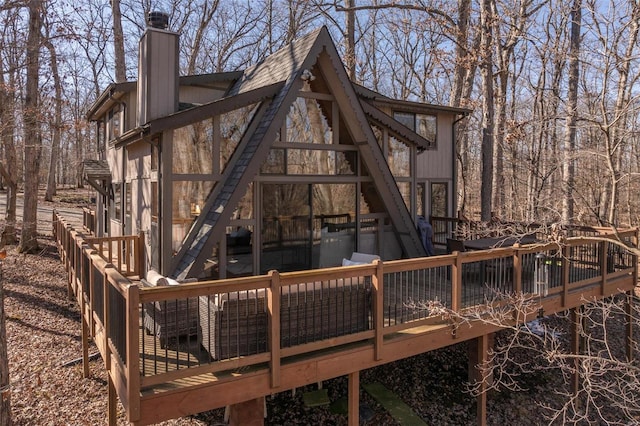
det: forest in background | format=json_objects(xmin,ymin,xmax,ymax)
[{"xmin": 2, "ymin": 0, "xmax": 640, "ymax": 251}]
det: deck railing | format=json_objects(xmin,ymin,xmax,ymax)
[
  {"xmin": 82, "ymin": 207, "xmax": 96, "ymax": 234},
  {"xmin": 53, "ymin": 210, "xmax": 638, "ymax": 424}
]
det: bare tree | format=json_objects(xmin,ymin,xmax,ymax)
[
  {"xmin": 43, "ymin": 23, "xmax": 63, "ymax": 202},
  {"xmin": 561, "ymin": 0, "xmax": 581, "ymax": 223},
  {"xmin": 111, "ymin": 0, "xmax": 126, "ymax": 82},
  {"xmin": 0, "ymin": 17, "xmax": 18, "ymax": 247},
  {"xmin": 479, "ymin": 0, "xmax": 495, "ymax": 221},
  {"xmin": 0, "ymin": 251, "xmax": 10, "ymax": 426},
  {"xmin": 18, "ymin": 0, "xmax": 43, "ymax": 254}
]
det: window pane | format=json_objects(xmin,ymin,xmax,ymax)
[
  {"xmin": 125, "ymin": 182, "xmax": 131, "ymax": 216},
  {"xmin": 315, "ymin": 184, "xmax": 356, "ymax": 268},
  {"xmin": 234, "ymin": 183, "xmax": 253, "ymax": 220},
  {"xmin": 261, "ymin": 184, "xmax": 310, "ymax": 273},
  {"xmin": 431, "ymin": 183, "xmax": 448, "ymax": 217},
  {"xmin": 393, "ymin": 111, "xmax": 415, "ymax": 131},
  {"xmin": 286, "ymin": 97, "xmax": 332, "ymax": 144},
  {"xmin": 173, "ymin": 120, "xmax": 214, "ymax": 174},
  {"xmin": 261, "ymin": 149, "xmax": 285, "ymax": 174},
  {"xmin": 396, "ymin": 182, "xmax": 411, "ymax": 213},
  {"xmin": 416, "ymin": 114, "xmax": 437, "ymax": 145},
  {"xmin": 151, "ymin": 182, "xmax": 158, "ymax": 223},
  {"xmin": 172, "ymin": 181, "xmax": 214, "ymax": 253},
  {"xmin": 220, "ymin": 103, "xmax": 259, "ymax": 172},
  {"xmin": 113, "ymin": 183, "xmax": 121, "ymax": 220},
  {"xmin": 388, "ymin": 137, "xmax": 410, "ymax": 177},
  {"xmin": 225, "ymin": 225, "xmax": 253, "ymax": 278},
  {"xmin": 417, "ymin": 183, "xmax": 425, "ymax": 217},
  {"xmin": 286, "ymin": 149, "xmax": 356, "ymax": 175}
]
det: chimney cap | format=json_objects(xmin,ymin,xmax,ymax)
[{"xmin": 147, "ymin": 11, "xmax": 169, "ymax": 30}]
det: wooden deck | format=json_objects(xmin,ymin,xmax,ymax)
[{"xmin": 53, "ymin": 211, "xmax": 638, "ymax": 425}]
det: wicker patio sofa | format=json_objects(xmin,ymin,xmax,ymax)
[
  {"xmin": 141, "ymin": 271, "xmax": 200, "ymax": 348},
  {"xmin": 198, "ymin": 277, "xmax": 372, "ymax": 361}
]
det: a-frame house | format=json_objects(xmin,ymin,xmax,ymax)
[{"xmin": 85, "ymin": 18, "xmax": 469, "ymax": 282}]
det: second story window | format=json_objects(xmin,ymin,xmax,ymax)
[
  {"xmin": 393, "ymin": 112, "xmax": 437, "ymax": 148},
  {"xmin": 97, "ymin": 120, "xmax": 106, "ymax": 153},
  {"xmin": 108, "ymin": 105, "xmax": 122, "ymax": 141}
]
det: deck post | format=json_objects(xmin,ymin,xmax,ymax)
[
  {"xmin": 599, "ymin": 241, "xmax": 607, "ymax": 295},
  {"xmin": 469, "ymin": 333, "xmax": 490, "ymax": 426},
  {"xmin": 452, "ymin": 252, "xmax": 462, "ymax": 312},
  {"xmin": 570, "ymin": 306, "xmax": 583, "ymax": 396},
  {"xmin": 267, "ymin": 270, "xmax": 281, "ymax": 388},
  {"xmin": 137, "ymin": 231, "xmax": 145, "ymax": 278},
  {"xmin": 513, "ymin": 245, "xmax": 522, "ymax": 294},
  {"xmin": 81, "ymin": 315, "xmax": 90, "ymax": 378},
  {"xmin": 126, "ymin": 283, "xmax": 141, "ymax": 422},
  {"xmin": 561, "ymin": 245, "xmax": 570, "ymax": 308},
  {"xmin": 348, "ymin": 370, "xmax": 360, "ymax": 426},
  {"xmin": 228, "ymin": 397, "xmax": 265, "ymax": 426},
  {"xmin": 372, "ymin": 259, "xmax": 384, "ymax": 361},
  {"xmin": 108, "ymin": 374, "xmax": 117, "ymax": 426},
  {"xmin": 626, "ymin": 290, "xmax": 634, "ymax": 362}
]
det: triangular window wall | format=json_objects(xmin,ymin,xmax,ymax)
[{"xmin": 170, "ymin": 102, "xmax": 259, "ymax": 254}]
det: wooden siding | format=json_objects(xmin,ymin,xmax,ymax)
[
  {"xmin": 416, "ymin": 113, "xmax": 454, "ymax": 180},
  {"xmin": 137, "ymin": 28, "xmax": 179, "ymax": 126},
  {"xmin": 179, "ymin": 86, "xmax": 227, "ymax": 105}
]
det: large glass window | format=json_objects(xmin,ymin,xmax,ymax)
[
  {"xmin": 171, "ymin": 181, "xmax": 214, "ymax": 253},
  {"xmin": 108, "ymin": 105, "xmax": 121, "ymax": 140},
  {"xmin": 220, "ymin": 103, "xmax": 259, "ymax": 172},
  {"xmin": 225, "ymin": 224, "xmax": 254, "ymax": 278},
  {"xmin": 97, "ymin": 120, "xmax": 105, "ymax": 152},
  {"xmin": 431, "ymin": 182, "xmax": 448, "ymax": 217},
  {"xmin": 286, "ymin": 97, "xmax": 332, "ymax": 144},
  {"xmin": 261, "ymin": 183, "xmax": 359, "ymax": 272},
  {"xmin": 393, "ymin": 111, "xmax": 437, "ymax": 147},
  {"xmin": 417, "ymin": 182, "xmax": 425, "ymax": 217},
  {"xmin": 113, "ymin": 183, "xmax": 122, "ymax": 221},
  {"xmin": 388, "ymin": 137, "xmax": 410, "ymax": 177},
  {"xmin": 173, "ymin": 120, "xmax": 214, "ymax": 174},
  {"xmin": 261, "ymin": 184, "xmax": 311, "ymax": 273}
]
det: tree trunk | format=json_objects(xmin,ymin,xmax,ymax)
[
  {"xmin": 0, "ymin": 257, "xmax": 11, "ymax": 426},
  {"xmin": 18, "ymin": 0, "xmax": 43, "ymax": 254},
  {"xmin": 44, "ymin": 36, "xmax": 62, "ymax": 202},
  {"xmin": 186, "ymin": 1, "xmax": 220, "ymax": 75},
  {"xmin": 344, "ymin": 0, "xmax": 356, "ymax": 80},
  {"xmin": 0, "ymin": 164, "xmax": 16, "ymax": 248},
  {"xmin": 479, "ymin": 0, "xmax": 495, "ymax": 222},
  {"xmin": 0, "ymin": 54, "xmax": 17, "ymax": 247},
  {"xmin": 111, "ymin": 0, "xmax": 126, "ymax": 82},
  {"xmin": 562, "ymin": 0, "xmax": 581, "ymax": 223},
  {"xmin": 605, "ymin": 2, "xmax": 640, "ymax": 225}
]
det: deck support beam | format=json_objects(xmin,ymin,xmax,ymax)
[
  {"xmin": 469, "ymin": 333, "xmax": 492, "ymax": 426},
  {"xmin": 348, "ymin": 371, "xmax": 360, "ymax": 426},
  {"xmin": 626, "ymin": 291, "xmax": 634, "ymax": 362},
  {"xmin": 570, "ymin": 306, "xmax": 584, "ymax": 396},
  {"xmin": 229, "ymin": 397, "xmax": 265, "ymax": 426},
  {"xmin": 108, "ymin": 375, "xmax": 117, "ymax": 426},
  {"xmin": 81, "ymin": 316, "xmax": 89, "ymax": 378}
]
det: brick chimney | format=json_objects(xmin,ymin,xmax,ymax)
[{"xmin": 137, "ymin": 11, "xmax": 179, "ymax": 126}]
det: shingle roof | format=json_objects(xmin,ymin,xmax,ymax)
[
  {"xmin": 227, "ymin": 28, "xmax": 323, "ymax": 97},
  {"xmin": 82, "ymin": 160, "xmax": 111, "ymax": 179}
]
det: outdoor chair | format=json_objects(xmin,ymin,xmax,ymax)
[{"xmin": 141, "ymin": 271, "xmax": 200, "ymax": 348}]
